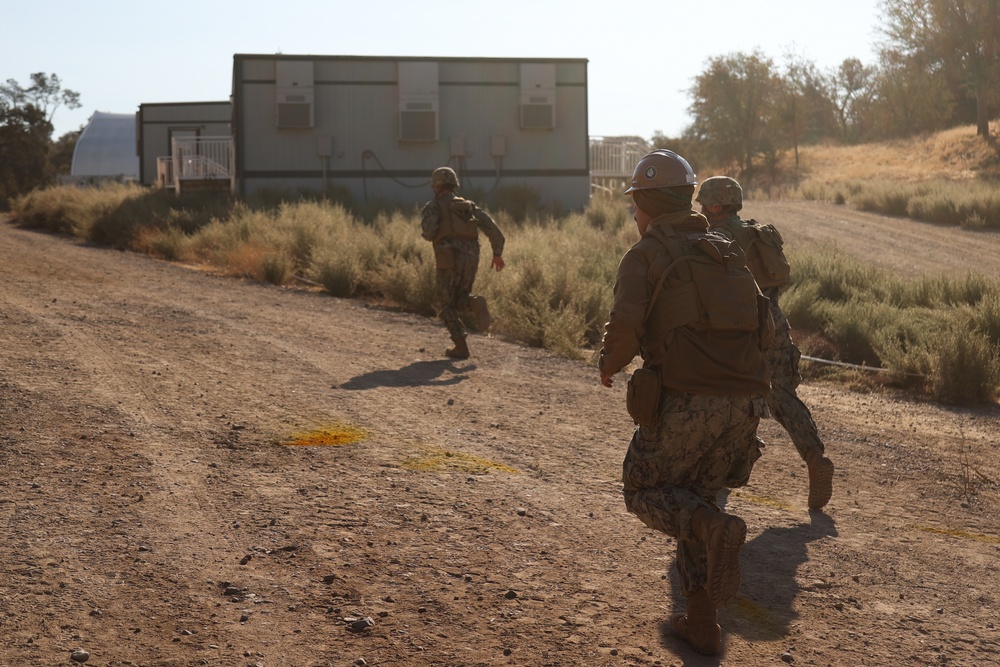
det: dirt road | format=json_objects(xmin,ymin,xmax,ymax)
[{"xmin": 1, "ymin": 203, "xmax": 998, "ymax": 667}]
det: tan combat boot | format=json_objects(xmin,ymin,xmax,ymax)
[
  {"xmin": 445, "ymin": 337, "xmax": 470, "ymax": 359},
  {"xmin": 806, "ymin": 451, "xmax": 834, "ymax": 510},
  {"xmin": 670, "ymin": 588, "xmax": 721, "ymax": 655},
  {"xmin": 470, "ymin": 296, "xmax": 491, "ymax": 333},
  {"xmin": 690, "ymin": 507, "xmax": 747, "ymax": 608}
]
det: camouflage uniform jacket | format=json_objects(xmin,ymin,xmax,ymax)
[
  {"xmin": 420, "ymin": 193, "xmax": 505, "ymax": 260},
  {"xmin": 709, "ymin": 213, "xmax": 794, "ymax": 345},
  {"xmin": 600, "ymin": 211, "xmax": 771, "ymax": 396}
]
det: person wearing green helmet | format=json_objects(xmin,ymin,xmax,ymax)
[
  {"xmin": 599, "ymin": 150, "xmax": 773, "ymax": 655},
  {"xmin": 420, "ymin": 166, "xmax": 505, "ymax": 359},
  {"xmin": 697, "ymin": 175, "xmax": 835, "ymax": 511}
]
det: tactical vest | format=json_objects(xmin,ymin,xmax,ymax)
[
  {"xmin": 432, "ymin": 196, "xmax": 479, "ymax": 243},
  {"xmin": 718, "ymin": 219, "xmax": 791, "ymax": 289},
  {"xmin": 641, "ymin": 225, "xmax": 768, "ymax": 350}
]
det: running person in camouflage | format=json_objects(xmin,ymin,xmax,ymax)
[
  {"xmin": 599, "ymin": 150, "xmax": 773, "ymax": 655},
  {"xmin": 697, "ymin": 176, "xmax": 835, "ymax": 511},
  {"xmin": 420, "ymin": 167, "xmax": 505, "ymax": 359}
]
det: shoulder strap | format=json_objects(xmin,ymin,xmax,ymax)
[
  {"xmin": 432, "ymin": 195, "xmax": 453, "ymax": 243},
  {"xmin": 724, "ymin": 219, "xmax": 756, "ymax": 252},
  {"xmin": 642, "ymin": 227, "xmax": 701, "ymax": 320}
]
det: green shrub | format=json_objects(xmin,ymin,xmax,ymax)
[
  {"xmin": 783, "ymin": 245, "xmax": 1000, "ymax": 401},
  {"xmin": 484, "ymin": 184, "xmax": 543, "ymax": 223},
  {"xmin": 787, "ymin": 243, "xmax": 887, "ymax": 303},
  {"xmin": 12, "ymin": 182, "xmax": 145, "ymax": 237},
  {"xmin": 928, "ymin": 326, "xmax": 998, "ymax": 404},
  {"xmin": 969, "ymin": 292, "xmax": 1000, "ymax": 346},
  {"xmin": 378, "ymin": 257, "xmax": 438, "ymax": 317},
  {"xmin": 314, "ymin": 251, "xmax": 362, "ymax": 298},
  {"xmin": 585, "ymin": 197, "xmax": 630, "ymax": 230},
  {"xmin": 798, "ymin": 178, "xmax": 1000, "ymax": 229},
  {"xmin": 907, "ymin": 191, "xmax": 958, "ymax": 225},
  {"xmin": 781, "ymin": 282, "xmax": 827, "ymax": 332},
  {"xmin": 852, "ymin": 182, "xmax": 918, "ymax": 217},
  {"xmin": 139, "ymin": 226, "xmax": 189, "ymax": 261},
  {"xmin": 817, "ymin": 300, "xmax": 884, "ymax": 366},
  {"xmin": 262, "ymin": 251, "xmax": 294, "ymax": 285}
]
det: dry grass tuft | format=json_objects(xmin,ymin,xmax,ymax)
[{"xmin": 795, "ymin": 122, "xmax": 1000, "ymax": 184}]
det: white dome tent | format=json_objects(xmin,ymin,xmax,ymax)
[{"xmin": 66, "ymin": 111, "xmax": 140, "ymax": 183}]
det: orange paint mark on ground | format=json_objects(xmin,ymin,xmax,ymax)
[{"xmin": 280, "ymin": 424, "xmax": 368, "ymax": 447}]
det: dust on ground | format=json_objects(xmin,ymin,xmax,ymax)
[{"xmin": 1, "ymin": 202, "xmax": 998, "ymax": 667}]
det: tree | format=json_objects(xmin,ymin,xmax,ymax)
[
  {"xmin": 777, "ymin": 53, "xmax": 838, "ymax": 173},
  {"xmin": 870, "ymin": 48, "xmax": 955, "ymax": 138},
  {"xmin": 0, "ymin": 105, "xmax": 52, "ymax": 202},
  {"xmin": 879, "ymin": 0, "xmax": 999, "ymax": 137},
  {"xmin": 648, "ymin": 132, "xmax": 713, "ymax": 175},
  {"xmin": 0, "ymin": 73, "xmax": 82, "ymax": 200},
  {"xmin": 0, "ymin": 72, "xmax": 81, "ymax": 126},
  {"xmin": 50, "ymin": 129, "xmax": 82, "ymax": 177},
  {"xmin": 829, "ymin": 58, "xmax": 875, "ymax": 143},
  {"xmin": 686, "ymin": 50, "xmax": 782, "ymax": 183}
]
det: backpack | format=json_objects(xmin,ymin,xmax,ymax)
[
  {"xmin": 723, "ymin": 219, "xmax": 791, "ymax": 290},
  {"xmin": 644, "ymin": 225, "xmax": 769, "ymax": 340},
  {"xmin": 432, "ymin": 195, "xmax": 479, "ymax": 243}
]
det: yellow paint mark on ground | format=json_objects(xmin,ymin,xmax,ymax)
[
  {"xmin": 728, "ymin": 596, "xmax": 786, "ymax": 634},
  {"xmin": 401, "ymin": 446, "xmax": 521, "ymax": 474},
  {"xmin": 915, "ymin": 525, "xmax": 1000, "ymax": 545},
  {"xmin": 729, "ymin": 490, "xmax": 795, "ymax": 511},
  {"xmin": 280, "ymin": 424, "xmax": 368, "ymax": 447}
]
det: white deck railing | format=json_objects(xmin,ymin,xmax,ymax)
[
  {"xmin": 168, "ymin": 135, "xmax": 235, "ymax": 193},
  {"xmin": 590, "ymin": 136, "xmax": 650, "ymax": 180}
]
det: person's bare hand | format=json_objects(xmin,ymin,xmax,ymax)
[
  {"xmin": 601, "ymin": 374, "xmax": 614, "ymax": 388},
  {"xmin": 491, "ymin": 256, "xmax": 505, "ymax": 272}
]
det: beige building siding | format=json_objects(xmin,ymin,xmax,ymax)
[
  {"xmin": 136, "ymin": 102, "xmax": 232, "ymax": 186},
  {"xmin": 232, "ymin": 54, "xmax": 590, "ymax": 210}
]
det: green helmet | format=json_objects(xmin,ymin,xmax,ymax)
[
  {"xmin": 696, "ymin": 176, "xmax": 743, "ymax": 210},
  {"xmin": 431, "ymin": 166, "xmax": 459, "ymax": 189}
]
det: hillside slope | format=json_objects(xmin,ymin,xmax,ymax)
[{"xmin": 793, "ymin": 122, "xmax": 1000, "ymax": 184}]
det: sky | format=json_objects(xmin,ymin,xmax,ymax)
[{"xmin": 4, "ymin": 0, "xmax": 885, "ymax": 141}]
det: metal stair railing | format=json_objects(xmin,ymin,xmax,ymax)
[
  {"xmin": 590, "ymin": 136, "xmax": 650, "ymax": 179},
  {"xmin": 169, "ymin": 135, "xmax": 235, "ymax": 193}
]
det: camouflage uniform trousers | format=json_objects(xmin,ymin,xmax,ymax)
[
  {"xmin": 622, "ymin": 391, "xmax": 768, "ymax": 596},
  {"xmin": 434, "ymin": 239, "xmax": 481, "ymax": 340},
  {"xmin": 763, "ymin": 291, "xmax": 825, "ymax": 462}
]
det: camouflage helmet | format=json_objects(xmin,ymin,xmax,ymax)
[
  {"xmin": 696, "ymin": 176, "xmax": 743, "ymax": 210},
  {"xmin": 431, "ymin": 166, "xmax": 459, "ymax": 189},
  {"xmin": 623, "ymin": 149, "xmax": 697, "ymax": 194}
]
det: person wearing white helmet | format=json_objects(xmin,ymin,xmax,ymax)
[
  {"xmin": 598, "ymin": 149, "xmax": 773, "ymax": 655},
  {"xmin": 697, "ymin": 175, "xmax": 834, "ymax": 511},
  {"xmin": 420, "ymin": 166, "xmax": 505, "ymax": 359}
]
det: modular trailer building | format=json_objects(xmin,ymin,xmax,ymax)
[
  {"xmin": 231, "ymin": 53, "xmax": 590, "ymax": 210},
  {"xmin": 136, "ymin": 102, "xmax": 233, "ymax": 187}
]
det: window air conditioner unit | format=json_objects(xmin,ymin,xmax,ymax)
[
  {"xmin": 400, "ymin": 100, "xmax": 439, "ymax": 142},
  {"xmin": 520, "ymin": 63, "xmax": 556, "ymax": 129},
  {"xmin": 398, "ymin": 61, "xmax": 439, "ymax": 142},
  {"xmin": 521, "ymin": 95, "xmax": 554, "ymax": 129},
  {"xmin": 276, "ymin": 60, "xmax": 315, "ymax": 129},
  {"xmin": 277, "ymin": 93, "xmax": 313, "ymax": 128}
]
